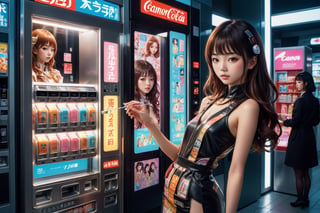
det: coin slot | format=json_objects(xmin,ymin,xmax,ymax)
[
  {"xmin": 61, "ymin": 183, "xmax": 79, "ymax": 198},
  {"xmin": 35, "ymin": 188, "xmax": 52, "ymax": 205}
]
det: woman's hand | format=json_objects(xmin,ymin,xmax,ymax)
[{"xmin": 124, "ymin": 101, "xmax": 158, "ymax": 128}]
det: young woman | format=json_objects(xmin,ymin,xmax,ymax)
[
  {"xmin": 125, "ymin": 20, "xmax": 281, "ymax": 213},
  {"xmin": 144, "ymin": 35, "xmax": 160, "ymax": 64},
  {"xmin": 282, "ymin": 71, "xmax": 319, "ymax": 208},
  {"xmin": 134, "ymin": 60, "xmax": 160, "ymax": 129},
  {"xmin": 32, "ymin": 29, "xmax": 63, "ymax": 83}
]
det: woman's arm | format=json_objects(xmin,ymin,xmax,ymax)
[
  {"xmin": 283, "ymin": 99, "xmax": 302, "ymax": 127},
  {"xmin": 226, "ymin": 99, "xmax": 259, "ymax": 213}
]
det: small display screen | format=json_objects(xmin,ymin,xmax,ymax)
[
  {"xmin": 134, "ymin": 158, "xmax": 159, "ymax": 191},
  {"xmin": 34, "ymin": 158, "xmax": 88, "ymax": 179}
]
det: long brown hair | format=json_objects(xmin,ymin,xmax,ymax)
[
  {"xmin": 134, "ymin": 60, "xmax": 160, "ymax": 128},
  {"xmin": 204, "ymin": 19, "xmax": 281, "ymax": 151},
  {"xmin": 144, "ymin": 36, "xmax": 160, "ymax": 58},
  {"xmin": 32, "ymin": 29, "xmax": 58, "ymax": 81}
]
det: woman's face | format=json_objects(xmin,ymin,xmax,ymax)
[
  {"xmin": 34, "ymin": 43, "xmax": 55, "ymax": 64},
  {"xmin": 296, "ymin": 80, "xmax": 306, "ymax": 92},
  {"xmin": 211, "ymin": 51, "xmax": 255, "ymax": 87},
  {"xmin": 149, "ymin": 42, "xmax": 158, "ymax": 56},
  {"xmin": 137, "ymin": 75, "xmax": 155, "ymax": 96}
]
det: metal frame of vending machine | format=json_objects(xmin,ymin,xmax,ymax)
[
  {"xmin": 122, "ymin": 0, "xmax": 197, "ymax": 212},
  {"xmin": 273, "ymin": 46, "xmax": 312, "ymax": 195},
  {"xmin": 0, "ymin": 0, "xmax": 16, "ymax": 212},
  {"xmin": 312, "ymin": 52, "xmax": 320, "ymax": 152},
  {"xmin": 18, "ymin": 1, "xmax": 123, "ymax": 212}
]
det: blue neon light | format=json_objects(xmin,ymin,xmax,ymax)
[{"xmin": 76, "ymin": 0, "xmax": 119, "ymax": 21}]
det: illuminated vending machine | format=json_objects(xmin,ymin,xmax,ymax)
[
  {"xmin": 19, "ymin": 1, "xmax": 123, "ymax": 212},
  {"xmin": 123, "ymin": 0, "xmax": 199, "ymax": 212},
  {"xmin": 273, "ymin": 46, "xmax": 312, "ymax": 194}
]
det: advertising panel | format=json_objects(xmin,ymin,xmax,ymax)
[
  {"xmin": 133, "ymin": 31, "xmax": 161, "ymax": 153},
  {"xmin": 169, "ymin": 31, "xmax": 186, "ymax": 145},
  {"xmin": 134, "ymin": 157, "xmax": 159, "ymax": 191}
]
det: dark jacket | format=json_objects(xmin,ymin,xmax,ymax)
[{"xmin": 283, "ymin": 92, "xmax": 320, "ymax": 168}]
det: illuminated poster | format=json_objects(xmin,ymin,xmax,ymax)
[
  {"xmin": 169, "ymin": 31, "xmax": 186, "ymax": 145},
  {"xmin": 133, "ymin": 31, "xmax": 161, "ymax": 153},
  {"xmin": 134, "ymin": 158, "xmax": 159, "ymax": 191},
  {"xmin": 104, "ymin": 95, "xmax": 119, "ymax": 152},
  {"xmin": 104, "ymin": 41, "xmax": 119, "ymax": 83},
  {"xmin": 35, "ymin": 0, "xmax": 120, "ymax": 21}
]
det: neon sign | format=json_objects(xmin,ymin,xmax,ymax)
[
  {"xmin": 35, "ymin": 0, "xmax": 119, "ymax": 21},
  {"xmin": 141, "ymin": 0, "xmax": 188, "ymax": 25},
  {"xmin": 103, "ymin": 159, "xmax": 119, "ymax": 169},
  {"xmin": 103, "ymin": 96, "xmax": 119, "ymax": 152},
  {"xmin": 275, "ymin": 49, "xmax": 303, "ymax": 70}
]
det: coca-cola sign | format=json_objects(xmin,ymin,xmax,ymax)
[
  {"xmin": 141, "ymin": 0, "xmax": 188, "ymax": 25},
  {"xmin": 274, "ymin": 49, "xmax": 303, "ymax": 70}
]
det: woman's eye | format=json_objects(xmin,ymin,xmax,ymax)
[
  {"xmin": 211, "ymin": 57, "xmax": 218, "ymax": 62},
  {"xmin": 228, "ymin": 57, "xmax": 238, "ymax": 62}
]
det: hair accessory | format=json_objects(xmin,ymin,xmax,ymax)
[
  {"xmin": 244, "ymin": 29, "xmax": 260, "ymax": 55},
  {"xmin": 32, "ymin": 36, "xmax": 38, "ymax": 45}
]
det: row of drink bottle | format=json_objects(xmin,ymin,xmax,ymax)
[
  {"xmin": 34, "ymin": 131, "xmax": 96, "ymax": 162},
  {"xmin": 33, "ymin": 103, "xmax": 97, "ymax": 129}
]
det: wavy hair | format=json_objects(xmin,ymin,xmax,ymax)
[
  {"xmin": 145, "ymin": 36, "xmax": 160, "ymax": 58},
  {"xmin": 204, "ymin": 19, "xmax": 281, "ymax": 152},
  {"xmin": 134, "ymin": 60, "xmax": 160, "ymax": 128}
]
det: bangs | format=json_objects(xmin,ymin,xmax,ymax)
[
  {"xmin": 211, "ymin": 31, "xmax": 242, "ymax": 56},
  {"xmin": 38, "ymin": 35, "xmax": 57, "ymax": 49},
  {"xmin": 141, "ymin": 70, "xmax": 155, "ymax": 78}
]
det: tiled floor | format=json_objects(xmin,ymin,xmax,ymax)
[{"xmin": 238, "ymin": 158, "xmax": 320, "ymax": 213}]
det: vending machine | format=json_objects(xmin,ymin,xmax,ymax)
[
  {"xmin": 123, "ymin": 0, "xmax": 199, "ymax": 212},
  {"xmin": 273, "ymin": 46, "xmax": 312, "ymax": 195},
  {"xmin": 0, "ymin": 1, "xmax": 16, "ymax": 212},
  {"xmin": 312, "ymin": 52, "xmax": 320, "ymax": 151},
  {"xmin": 18, "ymin": 1, "xmax": 123, "ymax": 212}
]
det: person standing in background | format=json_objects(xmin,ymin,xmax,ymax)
[{"xmin": 282, "ymin": 71, "xmax": 320, "ymax": 208}]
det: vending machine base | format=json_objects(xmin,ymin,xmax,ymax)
[{"xmin": 273, "ymin": 150, "xmax": 297, "ymax": 195}]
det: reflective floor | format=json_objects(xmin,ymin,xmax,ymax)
[{"xmin": 238, "ymin": 156, "xmax": 320, "ymax": 213}]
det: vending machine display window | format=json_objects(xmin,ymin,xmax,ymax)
[
  {"xmin": 31, "ymin": 17, "xmax": 100, "ymax": 185},
  {"xmin": 133, "ymin": 31, "xmax": 161, "ymax": 154}
]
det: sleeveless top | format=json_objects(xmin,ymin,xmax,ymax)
[{"xmin": 179, "ymin": 85, "xmax": 247, "ymax": 168}]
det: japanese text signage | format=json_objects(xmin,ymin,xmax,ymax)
[
  {"xmin": 274, "ymin": 49, "xmax": 304, "ymax": 70},
  {"xmin": 103, "ymin": 95, "xmax": 119, "ymax": 152},
  {"xmin": 141, "ymin": 0, "xmax": 188, "ymax": 25},
  {"xmin": 35, "ymin": 0, "xmax": 119, "ymax": 21},
  {"xmin": 104, "ymin": 42, "xmax": 118, "ymax": 83},
  {"xmin": 0, "ymin": 2, "xmax": 8, "ymax": 28}
]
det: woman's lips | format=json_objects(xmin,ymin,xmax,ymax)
[{"xmin": 220, "ymin": 75, "xmax": 229, "ymax": 80}]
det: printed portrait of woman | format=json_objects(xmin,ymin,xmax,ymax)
[{"xmin": 32, "ymin": 29, "xmax": 63, "ymax": 83}]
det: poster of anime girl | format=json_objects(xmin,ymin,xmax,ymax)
[
  {"xmin": 134, "ymin": 158, "xmax": 159, "ymax": 191},
  {"xmin": 133, "ymin": 31, "xmax": 161, "ymax": 154}
]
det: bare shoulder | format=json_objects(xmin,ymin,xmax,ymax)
[
  {"xmin": 237, "ymin": 98, "xmax": 259, "ymax": 116},
  {"xmin": 239, "ymin": 98, "xmax": 259, "ymax": 111}
]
